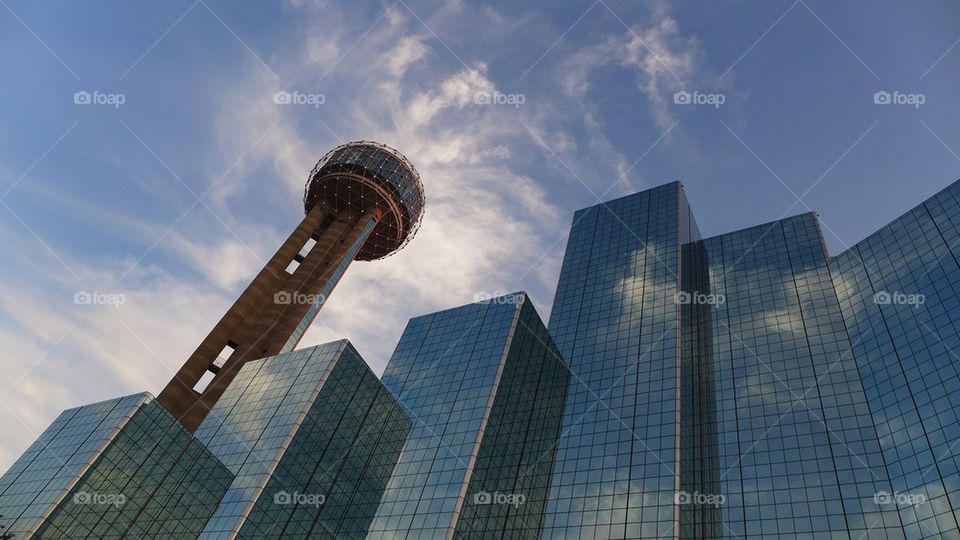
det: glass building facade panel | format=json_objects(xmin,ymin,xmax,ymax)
[
  {"xmin": 542, "ymin": 181, "xmax": 958, "ymax": 538},
  {"xmin": 0, "ymin": 393, "xmax": 148, "ymax": 537},
  {"xmin": 235, "ymin": 344, "xmax": 411, "ymax": 539},
  {"xmin": 455, "ymin": 300, "xmax": 571, "ymax": 539},
  {"xmin": 830, "ymin": 179, "xmax": 960, "ymax": 538},
  {"xmin": 194, "ymin": 342, "xmax": 342, "ymax": 538},
  {"xmin": 683, "ymin": 214, "xmax": 901, "ymax": 539},
  {"xmin": 367, "ymin": 293, "xmax": 569, "ymax": 540},
  {"xmin": 34, "ymin": 399, "xmax": 232, "ymax": 539},
  {"xmin": 1, "ymin": 340, "xmax": 409, "ymax": 540},
  {"xmin": 680, "ymin": 232, "xmax": 721, "ymax": 540},
  {"xmin": 366, "ymin": 297, "xmax": 523, "ymax": 540},
  {"xmin": 543, "ymin": 183, "xmax": 683, "ymax": 539}
]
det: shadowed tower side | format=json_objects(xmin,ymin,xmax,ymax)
[{"xmin": 158, "ymin": 141, "xmax": 425, "ymax": 432}]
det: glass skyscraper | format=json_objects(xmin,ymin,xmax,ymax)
[
  {"xmin": 543, "ymin": 184, "xmax": 684, "ymax": 540},
  {"xmin": 678, "ymin": 213, "xmax": 900, "ymax": 538},
  {"xmin": 830, "ymin": 183, "xmax": 960, "ymax": 538},
  {"xmin": 366, "ymin": 293, "xmax": 570, "ymax": 539},
  {"xmin": 193, "ymin": 340, "xmax": 411, "ymax": 539},
  {"xmin": 3, "ymin": 174, "xmax": 960, "ymax": 539},
  {"xmin": 0, "ymin": 394, "xmax": 232, "ymax": 539},
  {"xmin": 542, "ymin": 180, "xmax": 960, "ymax": 539},
  {"xmin": 0, "ymin": 341, "xmax": 412, "ymax": 539}
]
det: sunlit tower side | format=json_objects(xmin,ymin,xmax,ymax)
[{"xmin": 158, "ymin": 141, "xmax": 425, "ymax": 432}]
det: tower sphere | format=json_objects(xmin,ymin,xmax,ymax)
[{"xmin": 304, "ymin": 141, "xmax": 425, "ymax": 261}]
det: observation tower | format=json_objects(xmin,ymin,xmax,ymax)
[{"xmin": 158, "ymin": 141, "xmax": 424, "ymax": 431}]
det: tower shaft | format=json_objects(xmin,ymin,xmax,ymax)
[{"xmin": 158, "ymin": 205, "xmax": 379, "ymax": 432}]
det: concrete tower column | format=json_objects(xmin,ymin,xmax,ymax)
[{"xmin": 157, "ymin": 142, "xmax": 424, "ymax": 432}]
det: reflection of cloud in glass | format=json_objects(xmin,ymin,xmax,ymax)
[{"xmin": 616, "ymin": 244, "xmax": 675, "ymax": 310}]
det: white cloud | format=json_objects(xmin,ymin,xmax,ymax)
[
  {"xmin": 0, "ymin": 219, "xmax": 236, "ymax": 470},
  {"xmin": 306, "ymin": 35, "xmax": 341, "ymax": 66},
  {"xmin": 383, "ymin": 36, "xmax": 430, "ymax": 78},
  {"xmin": 562, "ymin": 11, "xmax": 699, "ymax": 129}
]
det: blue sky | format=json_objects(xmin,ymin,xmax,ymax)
[{"xmin": 0, "ymin": 0, "xmax": 958, "ymax": 469}]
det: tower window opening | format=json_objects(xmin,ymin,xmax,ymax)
[
  {"xmin": 193, "ymin": 370, "xmax": 216, "ymax": 393},
  {"xmin": 299, "ymin": 238, "xmax": 317, "ymax": 257},
  {"xmin": 213, "ymin": 342, "xmax": 237, "ymax": 369}
]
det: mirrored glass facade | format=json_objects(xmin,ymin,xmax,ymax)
[
  {"xmin": 195, "ymin": 340, "xmax": 409, "ymax": 539},
  {"xmin": 455, "ymin": 298, "xmax": 571, "ymax": 539},
  {"xmin": 235, "ymin": 343, "xmax": 411, "ymax": 539},
  {"xmin": 831, "ymin": 180, "xmax": 960, "ymax": 538},
  {"xmin": 0, "ymin": 393, "xmax": 149, "ymax": 537},
  {"xmin": 544, "ymin": 184, "xmax": 684, "ymax": 539},
  {"xmin": 0, "ymin": 393, "xmax": 232, "ymax": 540},
  {"xmin": 0, "ymin": 341, "xmax": 409, "ymax": 540},
  {"xmin": 36, "ymin": 399, "xmax": 232, "ymax": 539},
  {"xmin": 680, "ymin": 214, "xmax": 901, "ymax": 539},
  {"xmin": 193, "ymin": 343, "xmax": 343, "ymax": 538},
  {"xmin": 544, "ymin": 180, "xmax": 960, "ymax": 539},
  {"xmin": 367, "ymin": 293, "xmax": 570, "ymax": 539}
]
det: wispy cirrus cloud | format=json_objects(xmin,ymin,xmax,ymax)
[{"xmin": 562, "ymin": 12, "xmax": 700, "ymax": 129}]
